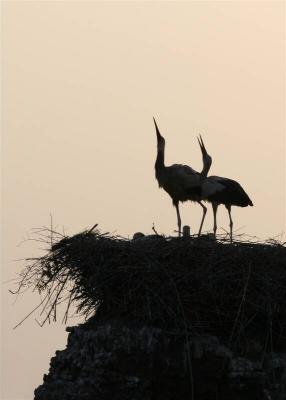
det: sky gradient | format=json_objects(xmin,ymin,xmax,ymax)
[{"xmin": 1, "ymin": 1, "xmax": 285, "ymax": 398}]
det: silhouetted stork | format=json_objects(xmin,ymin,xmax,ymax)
[
  {"xmin": 198, "ymin": 136, "xmax": 253, "ymax": 242},
  {"xmin": 153, "ymin": 118, "xmax": 208, "ymax": 236}
]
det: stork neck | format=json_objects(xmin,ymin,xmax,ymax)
[
  {"xmin": 155, "ymin": 147, "xmax": 165, "ymax": 171},
  {"xmin": 200, "ymin": 158, "xmax": 211, "ymax": 179},
  {"xmin": 200, "ymin": 164, "xmax": 210, "ymax": 179}
]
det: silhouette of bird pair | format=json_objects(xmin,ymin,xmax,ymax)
[{"xmin": 153, "ymin": 118, "xmax": 253, "ymax": 241}]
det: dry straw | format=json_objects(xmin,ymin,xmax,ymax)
[{"xmin": 12, "ymin": 226, "xmax": 286, "ymax": 353}]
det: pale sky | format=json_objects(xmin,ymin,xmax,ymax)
[{"xmin": 1, "ymin": 1, "xmax": 285, "ymax": 399}]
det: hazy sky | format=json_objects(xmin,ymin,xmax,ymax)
[{"xmin": 1, "ymin": 1, "xmax": 285, "ymax": 398}]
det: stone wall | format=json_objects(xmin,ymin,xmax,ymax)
[{"xmin": 34, "ymin": 321, "xmax": 286, "ymax": 400}]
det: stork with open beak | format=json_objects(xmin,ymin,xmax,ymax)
[
  {"xmin": 197, "ymin": 135, "xmax": 253, "ymax": 242},
  {"xmin": 154, "ymin": 118, "xmax": 208, "ymax": 237}
]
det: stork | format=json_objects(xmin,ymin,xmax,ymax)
[
  {"xmin": 197, "ymin": 136, "xmax": 253, "ymax": 242},
  {"xmin": 153, "ymin": 118, "xmax": 209, "ymax": 236}
]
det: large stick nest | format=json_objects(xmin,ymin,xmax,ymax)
[{"xmin": 13, "ymin": 227, "xmax": 286, "ymax": 352}]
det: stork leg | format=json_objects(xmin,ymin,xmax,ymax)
[
  {"xmin": 225, "ymin": 204, "xmax": 233, "ymax": 242},
  {"xmin": 198, "ymin": 201, "xmax": 207, "ymax": 236},
  {"xmin": 212, "ymin": 203, "xmax": 218, "ymax": 237},
  {"xmin": 174, "ymin": 201, "xmax": 182, "ymax": 237}
]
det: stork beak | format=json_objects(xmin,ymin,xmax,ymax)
[
  {"xmin": 153, "ymin": 117, "xmax": 163, "ymax": 141},
  {"xmin": 197, "ymin": 134, "xmax": 207, "ymax": 156}
]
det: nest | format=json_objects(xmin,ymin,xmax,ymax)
[{"xmin": 13, "ymin": 226, "xmax": 286, "ymax": 353}]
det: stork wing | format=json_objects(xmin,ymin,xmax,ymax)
[
  {"xmin": 172, "ymin": 164, "xmax": 198, "ymax": 175},
  {"xmin": 201, "ymin": 176, "xmax": 225, "ymax": 197},
  {"xmin": 203, "ymin": 176, "xmax": 253, "ymax": 206},
  {"xmin": 166, "ymin": 164, "xmax": 201, "ymax": 188}
]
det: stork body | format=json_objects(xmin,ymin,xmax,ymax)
[
  {"xmin": 154, "ymin": 118, "xmax": 208, "ymax": 236},
  {"xmin": 198, "ymin": 138, "xmax": 253, "ymax": 241}
]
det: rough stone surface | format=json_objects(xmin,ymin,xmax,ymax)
[{"xmin": 34, "ymin": 321, "xmax": 286, "ymax": 400}]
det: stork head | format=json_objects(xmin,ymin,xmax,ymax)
[
  {"xmin": 197, "ymin": 134, "xmax": 212, "ymax": 174},
  {"xmin": 153, "ymin": 117, "xmax": 165, "ymax": 151}
]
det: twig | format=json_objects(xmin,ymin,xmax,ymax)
[{"xmin": 87, "ymin": 224, "xmax": 98, "ymax": 234}]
